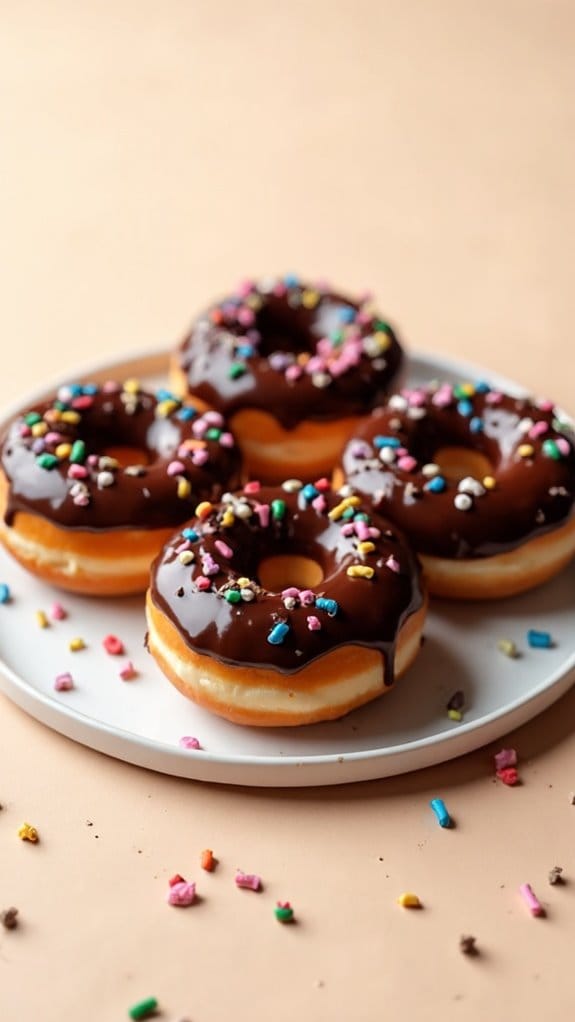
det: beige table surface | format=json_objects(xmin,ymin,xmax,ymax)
[{"xmin": 1, "ymin": 2, "xmax": 575, "ymax": 1020}]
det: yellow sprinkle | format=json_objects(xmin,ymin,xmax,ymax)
[
  {"xmin": 373, "ymin": 330, "xmax": 391, "ymax": 353},
  {"xmin": 18, "ymin": 822, "xmax": 39, "ymax": 843},
  {"xmin": 44, "ymin": 409, "xmax": 61, "ymax": 423},
  {"xmin": 347, "ymin": 565, "xmax": 375, "ymax": 580},
  {"xmin": 177, "ymin": 477, "xmax": 191, "ymax": 499},
  {"xmin": 220, "ymin": 508, "xmax": 235, "ymax": 528},
  {"xmin": 237, "ymin": 577, "xmax": 251, "ymax": 588},
  {"xmin": 195, "ymin": 501, "xmax": 213, "ymax": 520},
  {"xmin": 459, "ymin": 382, "xmax": 475, "ymax": 397},
  {"xmin": 301, "ymin": 289, "xmax": 320, "ymax": 309},
  {"xmin": 35, "ymin": 610, "xmax": 49, "ymax": 629},
  {"xmin": 397, "ymin": 892, "xmax": 421, "ymax": 908},
  {"xmin": 447, "ymin": 709, "xmax": 463, "ymax": 722},
  {"xmin": 156, "ymin": 399, "xmax": 179, "ymax": 418},
  {"xmin": 55, "ymin": 443, "xmax": 72, "ymax": 459},
  {"xmin": 69, "ymin": 637, "xmax": 85, "ymax": 652},
  {"xmin": 123, "ymin": 378, "xmax": 140, "ymax": 394},
  {"xmin": 246, "ymin": 294, "xmax": 262, "ymax": 311},
  {"xmin": 328, "ymin": 496, "xmax": 361, "ymax": 521},
  {"xmin": 357, "ymin": 541, "xmax": 375, "ymax": 555},
  {"xmin": 518, "ymin": 444, "xmax": 534, "ymax": 458},
  {"xmin": 60, "ymin": 410, "xmax": 80, "ymax": 425},
  {"xmin": 31, "ymin": 421, "xmax": 48, "ymax": 438},
  {"xmin": 482, "ymin": 475, "xmax": 496, "ymax": 490}
]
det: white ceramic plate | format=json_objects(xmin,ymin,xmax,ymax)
[{"xmin": 0, "ymin": 350, "xmax": 573, "ymax": 787}]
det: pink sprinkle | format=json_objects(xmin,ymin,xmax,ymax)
[
  {"xmin": 285, "ymin": 364, "xmax": 303, "ymax": 383},
  {"xmin": 204, "ymin": 410, "xmax": 224, "ymax": 427},
  {"xmin": 175, "ymin": 540, "xmax": 191, "ymax": 554},
  {"xmin": 304, "ymin": 355, "xmax": 326, "ymax": 375},
  {"xmin": 103, "ymin": 380, "xmax": 120, "ymax": 393},
  {"xmin": 299, "ymin": 589, "xmax": 315, "ymax": 606},
  {"xmin": 368, "ymin": 527, "xmax": 381, "ymax": 538},
  {"xmin": 386, "ymin": 555, "xmax": 400, "ymax": 573},
  {"xmin": 307, "ymin": 615, "xmax": 321, "ymax": 631},
  {"xmin": 312, "ymin": 494, "xmax": 327, "ymax": 512},
  {"xmin": 528, "ymin": 421, "xmax": 549, "ymax": 439},
  {"xmin": 169, "ymin": 873, "xmax": 185, "ymax": 887},
  {"xmin": 215, "ymin": 539, "xmax": 233, "ymax": 559},
  {"xmin": 519, "ymin": 883, "xmax": 544, "ymax": 917},
  {"xmin": 167, "ymin": 460, "xmax": 186, "ymax": 476},
  {"xmin": 219, "ymin": 432, "xmax": 235, "ymax": 448},
  {"xmin": 20, "ymin": 424, "xmax": 32, "ymax": 437},
  {"xmin": 341, "ymin": 523, "xmax": 356, "ymax": 536},
  {"xmin": 235, "ymin": 871, "xmax": 262, "ymax": 891},
  {"xmin": 167, "ymin": 881, "xmax": 197, "ymax": 907},
  {"xmin": 494, "ymin": 748, "xmax": 517, "ymax": 770},
  {"xmin": 281, "ymin": 587, "xmax": 300, "ymax": 599},
  {"xmin": 356, "ymin": 310, "xmax": 371, "ymax": 325},
  {"xmin": 432, "ymin": 386, "xmax": 453, "ymax": 408},
  {"xmin": 191, "ymin": 448, "xmax": 209, "ymax": 467},
  {"xmin": 485, "ymin": 391, "xmax": 503, "ymax": 405},
  {"xmin": 67, "ymin": 464, "xmax": 88, "ymax": 479},
  {"xmin": 237, "ymin": 279, "xmax": 255, "ymax": 297},
  {"xmin": 54, "ymin": 672, "xmax": 74, "ymax": 692},
  {"xmin": 103, "ymin": 634, "xmax": 124, "ymax": 656},
  {"xmin": 119, "ymin": 661, "xmax": 137, "ymax": 681},
  {"xmin": 50, "ymin": 602, "xmax": 67, "ymax": 621},
  {"xmin": 196, "ymin": 575, "xmax": 211, "ymax": 591},
  {"xmin": 397, "ymin": 455, "xmax": 417, "ymax": 472},
  {"xmin": 537, "ymin": 399, "xmax": 554, "ymax": 412},
  {"xmin": 87, "ymin": 454, "xmax": 99, "ymax": 467},
  {"xmin": 192, "ymin": 418, "xmax": 208, "ymax": 438},
  {"xmin": 255, "ymin": 503, "xmax": 270, "ymax": 528},
  {"xmin": 244, "ymin": 480, "xmax": 261, "ymax": 495},
  {"xmin": 201, "ymin": 554, "xmax": 220, "ymax": 577},
  {"xmin": 73, "ymin": 493, "xmax": 90, "ymax": 507},
  {"xmin": 408, "ymin": 389, "xmax": 427, "ymax": 407},
  {"xmin": 556, "ymin": 437, "xmax": 571, "ymax": 456},
  {"xmin": 237, "ymin": 307, "xmax": 255, "ymax": 327},
  {"xmin": 355, "ymin": 520, "xmax": 371, "ymax": 541},
  {"xmin": 314, "ymin": 477, "xmax": 331, "ymax": 491},
  {"xmin": 179, "ymin": 735, "xmax": 201, "ymax": 750},
  {"xmin": 273, "ymin": 281, "xmax": 287, "ymax": 297},
  {"xmin": 45, "ymin": 431, "xmax": 65, "ymax": 445}
]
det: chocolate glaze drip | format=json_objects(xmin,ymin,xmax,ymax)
[
  {"xmin": 149, "ymin": 483, "xmax": 423, "ymax": 677},
  {"xmin": 176, "ymin": 277, "xmax": 404, "ymax": 430},
  {"xmin": 0, "ymin": 384, "xmax": 241, "ymax": 531},
  {"xmin": 340, "ymin": 384, "xmax": 575, "ymax": 558}
]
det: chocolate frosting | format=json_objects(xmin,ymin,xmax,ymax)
[
  {"xmin": 176, "ymin": 276, "xmax": 404, "ymax": 430},
  {"xmin": 149, "ymin": 481, "xmax": 423, "ymax": 677},
  {"xmin": 0, "ymin": 382, "xmax": 241, "ymax": 531},
  {"xmin": 340, "ymin": 382, "xmax": 575, "ymax": 558}
]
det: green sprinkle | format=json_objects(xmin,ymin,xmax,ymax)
[
  {"xmin": 353, "ymin": 512, "xmax": 370, "ymax": 522},
  {"xmin": 224, "ymin": 589, "xmax": 241, "ymax": 604},
  {"xmin": 70, "ymin": 440, "xmax": 86, "ymax": 464},
  {"xmin": 341, "ymin": 506, "xmax": 356, "ymax": 520},
  {"xmin": 330, "ymin": 329, "xmax": 344, "ymax": 346},
  {"xmin": 205, "ymin": 427, "xmax": 222, "ymax": 441},
  {"xmin": 542, "ymin": 439, "xmax": 561, "ymax": 460},
  {"xmin": 271, "ymin": 499, "xmax": 286, "ymax": 521},
  {"xmin": 24, "ymin": 412, "xmax": 42, "ymax": 426},
  {"xmin": 229, "ymin": 362, "xmax": 247, "ymax": 380},
  {"xmin": 36, "ymin": 453, "xmax": 59, "ymax": 470},
  {"xmin": 54, "ymin": 400, "xmax": 68, "ymax": 411},
  {"xmin": 374, "ymin": 319, "xmax": 390, "ymax": 333},
  {"xmin": 128, "ymin": 996, "xmax": 158, "ymax": 1020},
  {"xmin": 274, "ymin": 903, "xmax": 294, "ymax": 923}
]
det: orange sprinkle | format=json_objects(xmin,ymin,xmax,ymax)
[
  {"xmin": 201, "ymin": 848, "xmax": 215, "ymax": 872},
  {"xmin": 210, "ymin": 309, "xmax": 224, "ymax": 325}
]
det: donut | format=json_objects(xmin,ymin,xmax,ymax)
[
  {"xmin": 0, "ymin": 379, "xmax": 241, "ymax": 595},
  {"xmin": 170, "ymin": 275, "xmax": 404, "ymax": 483},
  {"xmin": 336, "ymin": 381, "xmax": 575, "ymax": 599},
  {"xmin": 145, "ymin": 479, "xmax": 426, "ymax": 727}
]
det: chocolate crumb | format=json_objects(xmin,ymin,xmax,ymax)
[
  {"xmin": 447, "ymin": 690, "xmax": 465, "ymax": 712},
  {"xmin": 1, "ymin": 907, "xmax": 19, "ymax": 930},
  {"xmin": 459, "ymin": 934, "xmax": 478, "ymax": 955},
  {"xmin": 569, "ymin": 792, "xmax": 575, "ymax": 805},
  {"xmin": 548, "ymin": 866, "xmax": 564, "ymax": 886}
]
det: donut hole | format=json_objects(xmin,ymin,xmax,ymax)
[
  {"xmin": 433, "ymin": 446, "xmax": 494, "ymax": 483},
  {"xmin": 257, "ymin": 554, "xmax": 324, "ymax": 592},
  {"xmin": 101, "ymin": 446, "xmax": 152, "ymax": 468},
  {"xmin": 256, "ymin": 302, "xmax": 313, "ymax": 357}
]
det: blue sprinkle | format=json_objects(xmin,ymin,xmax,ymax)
[
  {"xmin": 353, "ymin": 512, "xmax": 370, "ymax": 522},
  {"xmin": 474, "ymin": 381, "xmax": 491, "ymax": 393},
  {"xmin": 268, "ymin": 621, "xmax": 290, "ymax": 645},
  {"xmin": 236, "ymin": 344, "xmax": 255, "ymax": 358},
  {"xmin": 373, "ymin": 436, "xmax": 401, "ymax": 450},
  {"xmin": 457, "ymin": 399, "xmax": 473, "ymax": 417},
  {"xmin": 0, "ymin": 583, "xmax": 11, "ymax": 604},
  {"xmin": 527, "ymin": 629, "xmax": 553, "ymax": 649},
  {"xmin": 177, "ymin": 406, "xmax": 197, "ymax": 421},
  {"xmin": 430, "ymin": 798, "xmax": 451, "ymax": 828},
  {"xmin": 82, "ymin": 383, "xmax": 98, "ymax": 395},
  {"xmin": 182, "ymin": 528, "xmax": 199, "ymax": 542},
  {"xmin": 301, "ymin": 483, "xmax": 319, "ymax": 502},
  {"xmin": 341, "ymin": 507, "xmax": 356, "ymax": 520},
  {"xmin": 425, "ymin": 475, "xmax": 447, "ymax": 494},
  {"xmin": 338, "ymin": 305, "xmax": 355, "ymax": 323},
  {"xmin": 316, "ymin": 597, "xmax": 339, "ymax": 617},
  {"xmin": 284, "ymin": 273, "xmax": 299, "ymax": 288},
  {"xmin": 156, "ymin": 388, "xmax": 178, "ymax": 402},
  {"xmin": 470, "ymin": 416, "xmax": 484, "ymax": 433}
]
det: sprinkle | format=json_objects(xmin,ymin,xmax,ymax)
[
  {"xmin": 36, "ymin": 610, "xmax": 49, "ymax": 629},
  {"xmin": 255, "ymin": 502, "xmax": 270, "ymax": 527},
  {"xmin": 229, "ymin": 362, "xmax": 247, "ymax": 380},
  {"xmin": 397, "ymin": 455, "xmax": 417, "ymax": 472},
  {"xmin": 373, "ymin": 435, "xmax": 401, "ymax": 450},
  {"xmin": 201, "ymin": 849, "xmax": 215, "ymax": 872},
  {"xmin": 177, "ymin": 477, "xmax": 191, "ymax": 499},
  {"xmin": 240, "ymin": 587, "xmax": 255, "ymax": 602},
  {"xmin": 447, "ymin": 690, "xmax": 464, "ymax": 712},
  {"xmin": 103, "ymin": 634, "xmax": 124, "ymax": 656},
  {"xmin": 0, "ymin": 583, "xmax": 11, "ymax": 604},
  {"xmin": 454, "ymin": 493, "xmax": 473, "ymax": 511},
  {"xmin": 214, "ymin": 539, "xmax": 233, "ymax": 559},
  {"xmin": 498, "ymin": 638, "xmax": 519, "ymax": 658},
  {"xmin": 128, "ymin": 998, "xmax": 159, "ymax": 1020},
  {"xmin": 315, "ymin": 597, "xmax": 339, "ymax": 616},
  {"xmin": 201, "ymin": 553, "xmax": 220, "ymax": 576},
  {"xmin": 307, "ymin": 615, "xmax": 321, "ymax": 631},
  {"xmin": 220, "ymin": 508, "xmax": 235, "ymax": 528},
  {"xmin": 0, "ymin": 907, "xmax": 19, "ymax": 930},
  {"xmin": 385, "ymin": 555, "xmax": 400, "ymax": 573},
  {"xmin": 527, "ymin": 629, "xmax": 553, "ymax": 648},
  {"xmin": 120, "ymin": 661, "xmax": 137, "ymax": 681},
  {"xmin": 542, "ymin": 439, "xmax": 561, "ymax": 460},
  {"xmin": 518, "ymin": 443, "xmax": 534, "ymax": 459},
  {"xmin": 458, "ymin": 476, "xmax": 485, "ymax": 497},
  {"xmin": 167, "ymin": 460, "xmax": 186, "ymax": 476},
  {"xmin": 457, "ymin": 399, "xmax": 473, "ymax": 417},
  {"xmin": 421, "ymin": 463, "xmax": 440, "ymax": 478},
  {"xmin": 299, "ymin": 589, "xmax": 315, "ymax": 605},
  {"xmin": 195, "ymin": 501, "xmax": 213, "ymax": 520},
  {"xmin": 282, "ymin": 479, "xmax": 303, "ymax": 492},
  {"xmin": 459, "ymin": 935, "xmax": 478, "ymax": 956},
  {"xmin": 179, "ymin": 736, "xmax": 201, "ymax": 750},
  {"xmin": 447, "ymin": 709, "xmax": 463, "ymax": 722},
  {"xmin": 224, "ymin": 589, "xmax": 241, "ymax": 604},
  {"xmin": 519, "ymin": 883, "xmax": 544, "ymax": 917},
  {"xmin": 18, "ymin": 822, "xmax": 39, "ymax": 843},
  {"xmin": 271, "ymin": 499, "xmax": 286, "ymax": 521},
  {"xmin": 556, "ymin": 437, "xmax": 571, "ymax": 457},
  {"xmin": 548, "ymin": 866, "xmax": 563, "ymax": 886},
  {"xmin": 69, "ymin": 439, "xmax": 86, "ymax": 464},
  {"xmin": 55, "ymin": 442, "xmax": 72, "ymax": 459},
  {"xmin": 179, "ymin": 550, "xmax": 194, "ymax": 565},
  {"xmin": 244, "ymin": 480, "xmax": 261, "ymax": 495},
  {"xmin": 268, "ymin": 621, "xmax": 290, "ymax": 645},
  {"xmin": 50, "ymin": 601, "xmax": 66, "ymax": 620},
  {"xmin": 235, "ymin": 871, "xmax": 262, "ymax": 891},
  {"xmin": 182, "ymin": 528, "xmax": 199, "ymax": 542},
  {"xmin": 397, "ymin": 893, "xmax": 421, "ymax": 908},
  {"xmin": 36, "ymin": 453, "xmax": 59, "ymax": 470},
  {"xmin": 482, "ymin": 475, "xmax": 496, "ymax": 490},
  {"xmin": 358, "ymin": 541, "xmax": 376, "ymax": 555},
  {"xmin": 470, "ymin": 416, "xmax": 484, "ymax": 433},
  {"xmin": 167, "ymin": 881, "xmax": 196, "ymax": 906},
  {"xmin": 196, "ymin": 575, "xmax": 211, "ymax": 591},
  {"xmin": 275, "ymin": 901, "xmax": 295, "ymax": 923},
  {"xmin": 494, "ymin": 748, "xmax": 517, "ymax": 770},
  {"xmin": 430, "ymin": 798, "xmax": 451, "ymax": 828},
  {"xmin": 347, "ymin": 565, "xmax": 375, "ymax": 579},
  {"xmin": 69, "ymin": 637, "xmax": 85, "ymax": 652},
  {"xmin": 496, "ymin": 767, "xmax": 519, "ymax": 786},
  {"xmin": 425, "ymin": 475, "xmax": 447, "ymax": 494},
  {"xmin": 54, "ymin": 672, "xmax": 74, "ymax": 692},
  {"xmin": 301, "ymin": 483, "xmax": 320, "ymax": 502},
  {"xmin": 60, "ymin": 410, "xmax": 80, "ymax": 425}
]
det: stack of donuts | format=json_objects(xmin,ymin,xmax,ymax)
[{"xmin": 1, "ymin": 275, "xmax": 574, "ymax": 726}]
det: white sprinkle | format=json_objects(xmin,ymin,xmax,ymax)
[
  {"xmin": 372, "ymin": 358, "xmax": 387, "ymax": 371},
  {"xmin": 454, "ymin": 493, "xmax": 473, "ymax": 511},
  {"xmin": 518, "ymin": 417, "xmax": 534, "ymax": 434},
  {"xmin": 282, "ymin": 479, "xmax": 303, "ymax": 492},
  {"xmin": 311, "ymin": 372, "xmax": 331, "ymax": 389},
  {"xmin": 338, "ymin": 483, "xmax": 354, "ymax": 498},
  {"xmin": 240, "ymin": 588, "xmax": 255, "ymax": 602},
  {"xmin": 389, "ymin": 417, "xmax": 402, "ymax": 430},
  {"xmin": 458, "ymin": 476, "xmax": 486, "ymax": 497},
  {"xmin": 379, "ymin": 447, "xmax": 396, "ymax": 465},
  {"xmin": 283, "ymin": 597, "xmax": 297, "ymax": 610},
  {"xmin": 98, "ymin": 456, "xmax": 119, "ymax": 471},
  {"xmin": 362, "ymin": 336, "xmax": 382, "ymax": 358},
  {"xmin": 421, "ymin": 463, "xmax": 440, "ymax": 478},
  {"xmin": 179, "ymin": 551, "xmax": 195, "ymax": 565},
  {"xmin": 235, "ymin": 502, "xmax": 253, "ymax": 519},
  {"xmin": 124, "ymin": 465, "xmax": 147, "ymax": 476},
  {"xmin": 97, "ymin": 471, "xmax": 115, "ymax": 489},
  {"xmin": 388, "ymin": 395, "xmax": 408, "ymax": 412},
  {"xmin": 407, "ymin": 407, "xmax": 426, "ymax": 420}
]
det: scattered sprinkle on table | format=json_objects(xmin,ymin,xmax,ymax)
[
  {"xmin": 167, "ymin": 880, "xmax": 197, "ymax": 907},
  {"xmin": 103, "ymin": 634, "xmax": 125, "ymax": 655},
  {"xmin": 50, "ymin": 601, "xmax": 67, "ymax": 620},
  {"xmin": 0, "ymin": 583, "xmax": 11, "ymax": 604},
  {"xmin": 494, "ymin": 748, "xmax": 517, "ymax": 770},
  {"xmin": 497, "ymin": 767, "xmax": 519, "ymax": 786},
  {"xmin": 35, "ymin": 610, "xmax": 49, "ymax": 629},
  {"xmin": 397, "ymin": 892, "xmax": 421, "ymax": 908},
  {"xmin": 0, "ymin": 907, "xmax": 18, "ymax": 930},
  {"xmin": 275, "ymin": 901, "xmax": 295, "ymax": 923},
  {"xmin": 527, "ymin": 629, "xmax": 553, "ymax": 649},
  {"xmin": 69, "ymin": 637, "xmax": 85, "ymax": 652},
  {"xmin": 519, "ymin": 883, "xmax": 544, "ymax": 917},
  {"xmin": 119, "ymin": 660, "xmax": 137, "ymax": 681},
  {"xmin": 18, "ymin": 822, "xmax": 39, "ymax": 842},
  {"xmin": 179, "ymin": 735, "xmax": 201, "ymax": 750},
  {"xmin": 201, "ymin": 848, "xmax": 215, "ymax": 871},
  {"xmin": 497, "ymin": 638, "xmax": 519, "ymax": 658},
  {"xmin": 235, "ymin": 871, "xmax": 262, "ymax": 891},
  {"xmin": 548, "ymin": 866, "xmax": 564, "ymax": 885},
  {"xmin": 128, "ymin": 997, "xmax": 159, "ymax": 1020},
  {"xmin": 446, "ymin": 690, "xmax": 464, "ymax": 721},
  {"xmin": 54, "ymin": 672, "xmax": 74, "ymax": 692},
  {"xmin": 459, "ymin": 934, "xmax": 478, "ymax": 955},
  {"xmin": 430, "ymin": 798, "xmax": 451, "ymax": 828}
]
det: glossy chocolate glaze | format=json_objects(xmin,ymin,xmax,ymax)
[
  {"xmin": 176, "ymin": 276, "xmax": 404, "ymax": 429},
  {"xmin": 0, "ymin": 382, "xmax": 241, "ymax": 531},
  {"xmin": 149, "ymin": 482, "xmax": 423, "ymax": 676},
  {"xmin": 340, "ymin": 383, "xmax": 575, "ymax": 558}
]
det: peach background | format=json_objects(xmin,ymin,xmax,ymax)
[{"xmin": 1, "ymin": 2, "xmax": 575, "ymax": 1020}]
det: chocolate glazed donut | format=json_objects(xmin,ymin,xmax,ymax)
[
  {"xmin": 337, "ymin": 381, "xmax": 575, "ymax": 598},
  {"xmin": 0, "ymin": 380, "xmax": 241, "ymax": 594},
  {"xmin": 170, "ymin": 275, "xmax": 404, "ymax": 482},
  {"xmin": 145, "ymin": 479, "xmax": 426, "ymax": 726}
]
